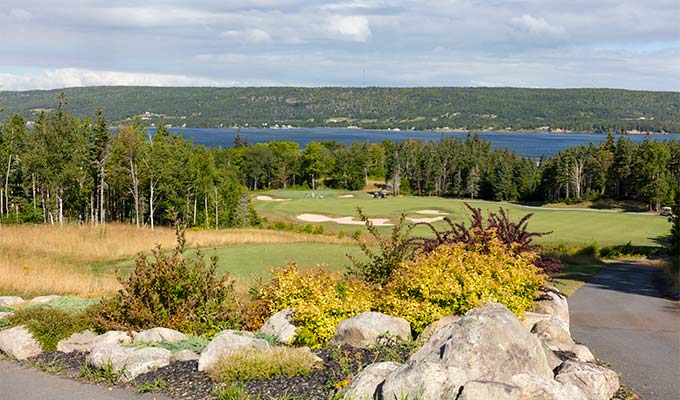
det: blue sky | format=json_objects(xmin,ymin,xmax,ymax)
[{"xmin": 0, "ymin": 0, "xmax": 678, "ymax": 91}]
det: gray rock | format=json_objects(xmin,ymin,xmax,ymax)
[
  {"xmin": 555, "ymin": 361, "xmax": 620, "ymax": 400},
  {"xmin": 522, "ymin": 311, "xmax": 553, "ymax": 331},
  {"xmin": 89, "ymin": 343, "xmax": 132, "ymax": 372},
  {"xmin": 330, "ymin": 312, "xmax": 411, "ymax": 348},
  {"xmin": 134, "ymin": 327, "xmax": 187, "ymax": 344},
  {"xmin": 171, "ymin": 349, "xmax": 199, "ymax": 363},
  {"xmin": 417, "ymin": 314, "xmax": 460, "ymax": 342},
  {"xmin": 404, "ymin": 303, "xmax": 555, "ymax": 384},
  {"xmin": 457, "ymin": 380, "xmax": 523, "ymax": 400},
  {"xmin": 259, "ymin": 308, "xmax": 297, "ymax": 344},
  {"xmin": 27, "ymin": 295, "xmax": 60, "ymax": 306},
  {"xmin": 0, "ymin": 296, "xmax": 24, "ymax": 307},
  {"xmin": 197, "ymin": 330, "xmax": 270, "ymax": 372},
  {"xmin": 380, "ymin": 361, "xmax": 467, "ymax": 400},
  {"xmin": 541, "ymin": 342, "xmax": 563, "ymax": 370},
  {"xmin": 534, "ymin": 287, "xmax": 570, "ymax": 328},
  {"xmin": 57, "ymin": 330, "xmax": 97, "ymax": 353},
  {"xmin": 91, "ymin": 331, "xmax": 134, "ymax": 349},
  {"xmin": 511, "ymin": 373, "xmax": 587, "ymax": 400},
  {"xmin": 0, "ymin": 312, "xmax": 13, "ymax": 320},
  {"xmin": 343, "ymin": 362, "xmax": 401, "ymax": 400},
  {"xmin": 544, "ymin": 341, "xmax": 595, "ymax": 363},
  {"xmin": 0, "ymin": 326, "xmax": 42, "ymax": 360},
  {"xmin": 120, "ymin": 347, "xmax": 172, "ymax": 381},
  {"xmin": 532, "ymin": 318, "xmax": 574, "ymax": 345}
]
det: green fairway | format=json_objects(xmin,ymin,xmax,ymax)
[
  {"xmin": 254, "ymin": 190, "xmax": 670, "ymax": 246},
  {"xmin": 98, "ymin": 242, "xmax": 365, "ymax": 278}
]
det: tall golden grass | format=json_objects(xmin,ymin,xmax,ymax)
[{"xmin": 0, "ymin": 224, "xmax": 347, "ymax": 298}]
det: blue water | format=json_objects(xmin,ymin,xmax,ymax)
[{"xmin": 161, "ymin": 127, "xmax": 680, "ymax": 158}]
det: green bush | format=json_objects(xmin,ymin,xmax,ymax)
[
  {"xmin": 209, "ymin": 347, "xmax": 319, "ymax": 382},
  {"xmin": 125, "ymin": 335, "xmax": 209, "ymax": 353},
  {"xmin": 4, "ymin": 306, "xmax": 95, "ymax": 351},
  {"xmin": 90, "ymin": 226, "xmax": 240, "ymax": 336},
  {"xmin": 379, "ymin": 236, "xmax": 545, "ymax": 333}
]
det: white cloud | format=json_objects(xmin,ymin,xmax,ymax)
[
  {"xmin": 326, "ymin": 15, "xmax": 372, "ymax": 41},
  {"xmin": 9, "ymin": 9, "xmax": 32, "ymax": 21},
  {"xmin": 511, "ymin": 14, "xmax": 565, "ymax": 36},
  {"xmin": 221, "ymin": 28, "xmax": 272, "ymax": 43}
]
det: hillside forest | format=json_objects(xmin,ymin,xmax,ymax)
[{"xmin": 0, "ymin": 96, "xmax": 679, "ymax": 226}]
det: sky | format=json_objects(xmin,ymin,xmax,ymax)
[{"xmin": 0, "ymin": 0, "xmax": 679, "ymax": 91}]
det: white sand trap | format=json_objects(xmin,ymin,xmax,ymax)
[
  {"xmin": 297, "ymin": 213, "xmax": 393, "ymax": 226},
  {"xmin": 416, "ymin": 209, "xmax": 448, "ymax": 215},
  {"xmin": 255, "ymin": 195, "xmax": 290, "ymax": 202},
  {"xmin": 338, "ymin": 194, "xmax": 354, "ymax": 198},
  {"xmin": 406, "ymin": 216, "xmax": 446, "ymax": 223}
]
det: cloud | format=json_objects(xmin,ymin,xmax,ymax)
[
  {"xmin": 221, "ymin": 28, "xmax": 272, "ymax": 43},
  {"xmin": 9, "ymin": 9, "xmax": 32, "ymax": 21},
  {"xmin": 325, "ymin": 15, "xmax": 372, "ymax": 41},
  {"xmin": 511, "ymin": 14, "xmax": 565, "ymax": 36}
]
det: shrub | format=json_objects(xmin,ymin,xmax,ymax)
[
  {"xmin": 90, "ymin": 225, "xmax": 240, "ymax": 336},
  {"xmin": 379, "ymin": 236, "xmax": 545, "ymax": 333},
  {"xmin": 125, "ymin": 335, "xmax": 209, "ymax": 353},
  {"xmin": 209, "ymin": 347, "xmax": 319, "ymax": 383},
  {"xmin": 4, "ymin": 305, "xmax": 95, "ymax": 351},
  {"xmin": 254, "ymin": 264, "xmax": 374, "ymax": 347}
]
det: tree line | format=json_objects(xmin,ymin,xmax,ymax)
[{"xmin": 1, "ymin": 98, "xmax": 679, "ymax": 226}]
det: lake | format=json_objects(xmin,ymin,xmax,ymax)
[{"xmin": 160, "ymin": 127, "xmax": 680, "ymax": 158}]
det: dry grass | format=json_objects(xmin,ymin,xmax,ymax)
[
  {"xmin": 0, "ymin": 223, "xmax": 347, "ymax": 298},
  {"xmin": 209, "ymin": 347, "xmax": 320, "ymax": 382}
]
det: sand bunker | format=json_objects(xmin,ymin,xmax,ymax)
[
  {"xmin": 406, "ymin": 216, "xmax": 446, "ymax": 223},
  {"xmin": 255, "ymin": 195, "xmax": 290, "ymax": 202},
  {"xmin": 338, "ymin": 194, "xmax": 354, "ymax": 198},
  {"xmin": 297, "ymin": 213, "xmax": 393, "ymax": 226},
  {"xmin": 416, "ymin": 209, "xmax": 448, "ymax": 215}
]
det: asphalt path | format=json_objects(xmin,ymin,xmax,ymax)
[
  {"xmin": 569, "ymin": 263, "xmax": 680, "ymax": 400},
  {"xmin": 0, "ymin": 360, "xmax": 169, "ymax": 400}
]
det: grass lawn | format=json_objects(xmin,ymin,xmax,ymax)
[{"xmin": 254, "ymin": 190, "xmax": 670, "ymax": 247}]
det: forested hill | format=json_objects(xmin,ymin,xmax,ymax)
[{"xmin": 1, "ymin": 86, "xmax": 679, "ymax": 133}]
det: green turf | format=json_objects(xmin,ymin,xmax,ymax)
[{"xmin": 254, "ymin": 190, "xmax": 670, "ymax": 247}]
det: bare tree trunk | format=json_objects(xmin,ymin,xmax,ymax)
[
  {"xmin": 214, "ymin": 187, "xmax": 219, "ymax": 230},
  {"xmin": 0, "ymin": 188, "xmax": 4, "ymax": 219},
  {"xmin": 193, "ymin": 197, "xmax": 197, "ymax": 226},
  {"xmin": 99, "ymin": 167, "xmax": 106, "ymax": 225},
  {"xmin": 4, "ymin": 154, "xmax": 11, "ymax": 217},
  {"xmin": 130, "ymin": 159, "xmax": 140, "ymax": 228},
  {"xmin": 32, "ymin": 174, "xmax": 36, "ymax": 210},
  {"xmin": 204, "ymin": 193, "xmax": 208, "ymax": 229},
  {"xmin": 90, "ymin": 193, "xmax": 95, "ymax": 225},
  {"xmin": 58, "ymin": 192, "xmax": 63, "ymax": 226},
  {"xmin": 149, "ymin": 179, "xmax": 155, "ymax": 230}
]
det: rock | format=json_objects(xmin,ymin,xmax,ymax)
[
  {"xmin": 89, "ymin": 342, "xmax": 171, "ymax": 382},
  {"xmin": 541, "ymin": 342, "xmax": 563, "ymax": 370},
  {"xmin": 544, "ymin": 341, "xmax": 595, "ymax": 363},
  {"xmin": 91, "ymin": 331, "xmax": 134, "ymax": 349},
  {"xmin": 259, "ymin": 308, "xmax": 297, "ymax": 344},
  {"xmin": 417, "ymin": 314, "xmax": 460, "ymax": 342},
  {"xmin": 0, "ymin": 312, "xmax": 13, "ymax": 320},
  {"xmin": 511, "ymin": 373, "xmax": 587, "ymax": 400},
  {"xmin": 171, "ymin": 349, "xmax": 200, "ymax": 363},
  {"xmin": 521, "ymin": 311, "xmax": 553, "ymax": 331},
  {"xmin": 399, "ymin": 303, "xmax": 555, "ymax": 385},
  {"xmin": 197, "ymin": 330, "xmax": 270, "ymax": 372},
  {"xmin": 534, "ymin": 287, "xmax": 570, "ymax": 328},
  {"xmin": 379, "ymin": 361, "xmax": 467, "ymax": 400},
  {"xmin": 457, "ymin": 380, "xmax": 523, "ymax": 400},
  {"xmin": 0, "ymin": 296, "xmax": 24, "ymax": 307},
  {"xmin": 330, "ymin": 312, "xmax": 411, "ymax": 348},
  {"xmin": 120, "ymin": 347, "xmax": 172, "ymax": 381},
  {"xmin": 134, "ymin": 327, "xmax": 187, "ymax": 343},
  {"xmin": 0, "ymin": 326, "xmax": 42, "ymax": 360},
  {"xmin": 57, "ymin": 330, "xmax": 97, "ymax": 353},
  {"xmin": 532, "ymin": 318, "xmax": 574, "ymax": 345},
  {"xmin": 27, "ymin": 295, "xmax": 60, "ymax": 306},
  {"xmin": 555, "ymin": 361, "xmax": 620, "ymax": 400},
  {"xmin": 343, "ymin": 362, "xmax": 401, "ymax": 400}
]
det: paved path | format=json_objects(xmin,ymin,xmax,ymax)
[
  {"xmin": 569, "ymin": 263, "xmax": 680, "ymax": 400},
  {"xmin": 0, "ymin": 360, "xmax": 169, "ymax": 400}
]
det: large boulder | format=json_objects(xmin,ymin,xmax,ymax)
[
  {"xmin": 544, "ymin": 342, "xmax": 595, "ymax": 363},
  {"xmin": 511, "ymin": 373, "xmax": 587, "ymax": 400},
  {"xmin": 0, "ymin": 296, "xmax": 24, "ymax": 307},
  {"xmin": 521, "ymin": 311, "xmax": 553, "ymax": 332},
  {"xmin": 417, "ymin": 314, "xmax": 460, "ymax": 342},
  {"xmin": 342, "ymin": 362, "xmax": 401, "ymax": 400},
  {"xmin": 555, "ymin": 361, "xmax": 620, "ymax": 400},
  {"xmin": 0, "ymin": 326, "xmax": 42, "ymax": 360},
  {"xmin": 89, "ymin": 343, "xmax": 132, "ymax": 372},
  {"xmin": 57, "ymin": 330, "xmax": 98, "ymax": 353},
  {"xmin": 134, "ymin": 327, "xmax": 187, "ymax": 343},
  {"xmin": 330, "ymin": 312, "xmax": 411, "ymax": 348},
  {"xmin": 457, "ymin": 380, "xmax": 523, "ymax": 400},
  {"xmin": 380, "ymin": 361, "xmax": 467, "ymax": 400},
  {"xmin": 534, "ymin": 287, "xmax": 570, "ymax": 328},
  {"xmin": 171, "ymin": 349, "xmax": 199, "ymax": 363},
  {"xmin": 532, "ymin": 318, "xmax": 574, "ymax": 345},
  {"xmin": 89, "ymin": 342, "xmax": 171, "ymax": 382},
  {"xmin": 27, "ymin": 295, "xmax": 60, "ymax": 306},
  {"xmin": 197, "ymin": 330, "xmax": 270, "ymax": 372},
  {"xmin": 259, "ymin": 308, "xmax": 297, "ymax": 344},
  {"xmin": 91, "ymin": 331, "xmax": 134, "ymax": 349}
]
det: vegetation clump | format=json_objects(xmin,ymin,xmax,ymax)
[{"xmin": 210, "ymin": 347, "xmax": 319, "ymax": 383}]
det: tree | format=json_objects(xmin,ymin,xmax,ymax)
[
  {"xmin": 110, "ymin": 120, "xmax": 145, "ymax": 227},
  {"xmin": 0, "ymin": 114, "xmax": 28, "ymax": 220},
  {"xmin": 466, "ymin": 166, "xmax": 480, "ymax": 200},
  {"xmin": 88, "ymin": 108, "xmax": 111, "ymax": 225},
  {"xmin": 669, "ymin": 192, "xmax": 680, "ymax": 256}
]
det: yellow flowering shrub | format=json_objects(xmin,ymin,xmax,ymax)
[
  {"xmin": 256, "ymin": 264, "xmax": 374, "ymax": 347},
  {"xmin": 379, "ymin": 237, "xmax": 545, "ymax": 333}
]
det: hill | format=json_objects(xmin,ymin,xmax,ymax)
[{"xmin": 1, "ymin": 86, "xmax": 679, "ymax": 133}]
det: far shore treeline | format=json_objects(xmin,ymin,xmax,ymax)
[{"xmin": 0, "ymin": 95, "xmax": 678, "ymax": 227}]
